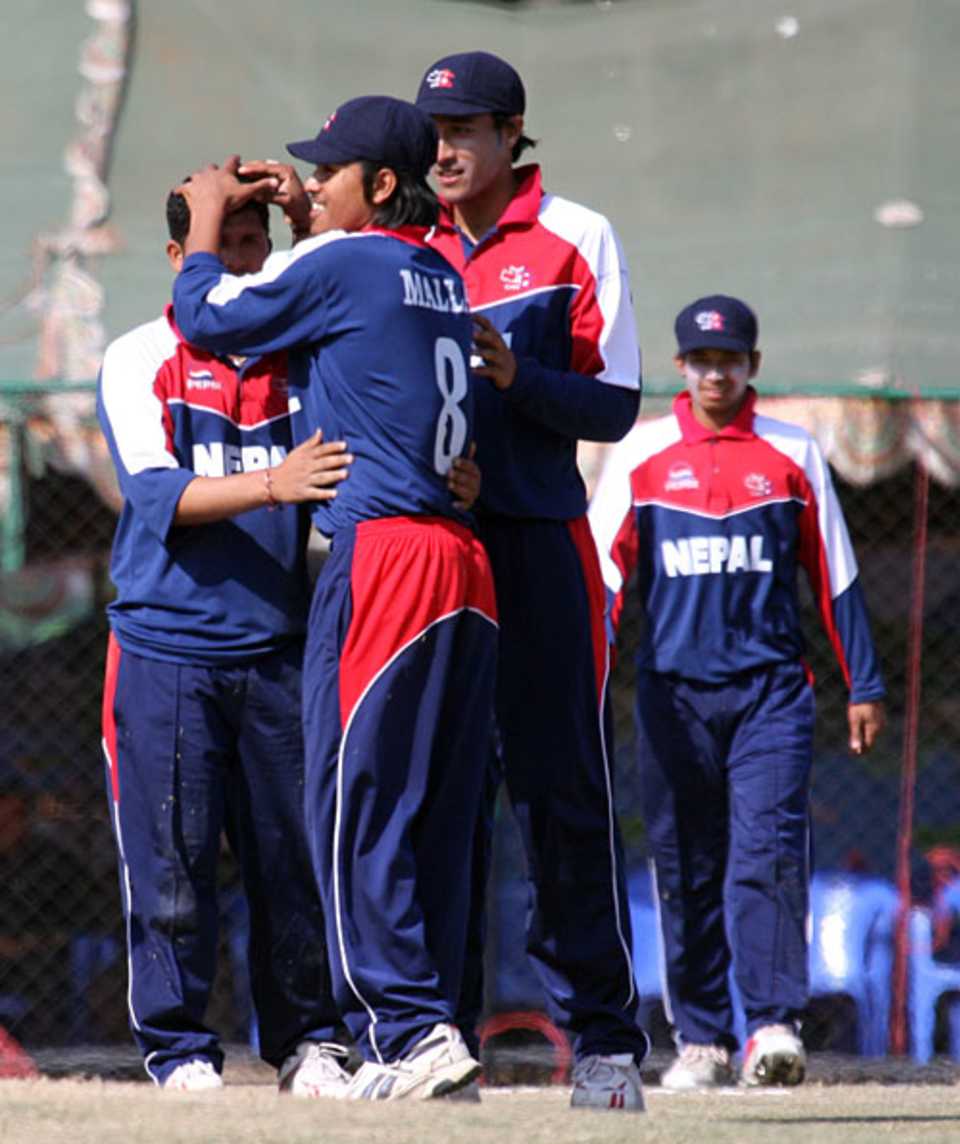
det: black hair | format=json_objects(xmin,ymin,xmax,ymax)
[
  {"xmin": 359, "ymin": 162, "xmax": 439, "ymax": 228},
  {"xmin": 492, "ymin": 113, "xmax": 537, "ymax": 163},
  {"xmin": 165, "ymin": 176, "xmax": 271, "ymax": 245}
]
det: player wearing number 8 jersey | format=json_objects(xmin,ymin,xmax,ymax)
[{"xmin": 173, "ymin": 96, "xmax": 498, "ymax": 1099}]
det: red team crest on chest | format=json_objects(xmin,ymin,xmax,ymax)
[
  {"xmin": 744, "ymin": 471, "xmax": 774, "ymax": 498},
  {"xmin": 499, "ymin": 264, "xmax": 532, "ymax": 292}
]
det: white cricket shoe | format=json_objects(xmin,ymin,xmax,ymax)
[
  {"xmin": 660, "ymin": 1043, "xmax": 735, "ymax": 1090},
  {"xmin": 570, "ymin": 1052, "xmax": 645, "ymax": 1111},
  {"xmin": 161, "ymin": 1059, "xmax": 223, "ymax": 1092},
  {"xmin": 741, "ymin": 1024, "xmax": 806, "ymax": 1087},
  {"xmin": 278, "ymin": 1041, "xmax": 351, "ymax": 1098},
  {"xmin": 346, "ymin": 1023, "xmax": 481, "ymax": 1101}
]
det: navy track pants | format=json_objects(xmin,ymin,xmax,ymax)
[
  {"xmin": 636, "ymin": 661, "xmax": 813, "ymax": 1047},
  {"xmin": 101, "ymin": 637, "xmax": 339, "ymax": 1083},
  {"xmin": 302, "ymin": 517, "xmax": 498, "ymax": 1065},
  {"xmin": 461, "ymin": 515, "xmax": 647, "ymax": 1061}
]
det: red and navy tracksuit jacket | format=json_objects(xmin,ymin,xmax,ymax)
[
  {"xmin": 172, "ymin": 226, "xmax": 499, "ymax": 1064},
  {"xmin": 427, "ymin": 164, "xmax": 641, "ymax": 518},
  {"xmin": 427, "ymin": 166, "xmax": 648, "ymax": 1061},
  {"xmin": 589, "ymin": 388, "xmax": 885, "ymax": 702},
  {"xmin": 589, "ymin": 388, "xmax": 884, "ymax": 1046},
  {"xmin": 98, "ymin": 304, "xmax": 309, "ymax": 662}
]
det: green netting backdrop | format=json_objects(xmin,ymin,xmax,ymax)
[{"xmin": 1, "ymin": 0, "xmax": 958, "ymax": 395}]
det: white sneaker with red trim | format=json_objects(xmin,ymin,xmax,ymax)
[
  {"xmin": 570, "ymin": 1053, "xmax": 645, "ymax": 1111},
  {"xmin": 742, "ymin": 1025, "xmax": 806, "ymax": 1087}
]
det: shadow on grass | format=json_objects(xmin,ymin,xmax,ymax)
[{"xmin": 730, "ymin": 1116, "xmax": 960, "ymax": 1125}]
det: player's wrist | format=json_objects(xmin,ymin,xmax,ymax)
[
  {"xmin": 285, "ymin": 198, "xmax": 313, "ymax": 243},
  {"xmin": 263, "ymin": 467, "xmax": 280, "ymax": 510},
  {"xmin": 496, "ymin": 362, "xmax": 517, "ymax": 390}
]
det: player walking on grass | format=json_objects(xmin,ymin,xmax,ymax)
[
  {"xmin": 415, "ymin": 51, "xmax": 649, "ymax": 1111},
  {"xmin": 171, "ymin": 96, "xmax": 498, "ymax": 1102},
  {"xmin": 589, "ymin": 295, "xmax": 886, "ymax": 1089},
  {"xmin": 98, "ymin": 191, "xmax": 354, "ymax": 1095}
]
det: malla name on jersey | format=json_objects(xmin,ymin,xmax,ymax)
[{"xmin": 172, "ymin": 229, "xmax": 474, "ymax": 537}]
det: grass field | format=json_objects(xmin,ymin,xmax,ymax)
[{"xmin": 3, "ymin": 1079, "xmax": 960, "ymax": 1144}]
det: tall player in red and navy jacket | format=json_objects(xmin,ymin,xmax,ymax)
[
  {"xmin": 171, "ymin": 96, "xmax": 498, "ymax": 1102},
  {"xmin": 98, "ymin": 191, "xmax": 354, "ymax": 1095},
  {"xmin": 415, "ymin": 51, "xmax": 648, "ymax": 1111},
  {"xmin": 589, "ymin": 295, "xmax": 886, "ymax": 1091}
]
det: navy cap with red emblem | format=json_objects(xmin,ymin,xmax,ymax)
[
  {"xmin": 287, "ymin": 95, "xmax": 437, "ymax": 177},
  {"xmin": 674, "ymin": 295, "xmax": 758, "ymax": 356},
  {"xmin": 415, "ymin": 51, "xmax": 526, "ymax": 117}
]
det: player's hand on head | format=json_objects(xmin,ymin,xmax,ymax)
[
  {"xmin": 269, "ymin": 429, "xmax": 353, "ymax": 503},
  {"xmin": 238, "ymin": 159, "xmax": 311, "ymax": 237},
  {"xmin": 177, "ymin": 156, "xmax": 278, "ymax": 214},
  {"xmin": 472, "ymin": 315, "xmax": 517, "ymax": 391},
  {"xmin": 448, "ymin": 442, "xmax": 480, "ymax": 510},
  {"xmin": 848, "ymin": 701, "xmax": 886, "ymax": 756}
]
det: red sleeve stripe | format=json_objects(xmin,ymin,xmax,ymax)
[{"xmin": 796, "ymin": 494, "xmax": 852, "ymax": 688}]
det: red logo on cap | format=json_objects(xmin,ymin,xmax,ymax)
[
  {"xmin": 322, "ymin": 111, "xmax": 337, "ymax": 132},
  {"xmin": 695, "ymin": 310, "xmax": 725, "ymax": 332},
  {"xmin": 426, "ymin": 68, "xmax": 456, "ymax": 89}
]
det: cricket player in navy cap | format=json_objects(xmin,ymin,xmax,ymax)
[
  {"xmin": 590, "ymin": 294, "xmax": 886, "ymax": 1089},
  {"xmin": 171, "ymin": 95, "xmax": 498, "ymax": 1101},
  {"xmin": 415, "ymin": 50, "xmax": 648, "ymax": 1111}
]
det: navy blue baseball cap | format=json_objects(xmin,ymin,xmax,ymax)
[
  {"xmin": 675, "ymin": 295, "xmax": 758, "ymax": 356},
  {"xmin": 286, "ymin": 95, "xmax": 438, "ymax": 177},
  {"xmin": 415, "ymin": 51, "xmax": 525, "ymax": 117}
]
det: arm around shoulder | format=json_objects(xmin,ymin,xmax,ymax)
[
  {"xmin": 174, "ymin": 431, "xmax": 353, "ymax": 525},
  {"xmin": 172, "ymin": 244, "xmax": 330, "ymax": 358}
]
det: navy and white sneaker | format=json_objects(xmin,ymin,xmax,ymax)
[{"xmin": 346, "ymin": 1023, "xmax": 480, "ymax": 1101}]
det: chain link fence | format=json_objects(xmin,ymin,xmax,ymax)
[{"xmin": 2, "ymin": 388, "xmax": 959, "ymax": 1065}]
